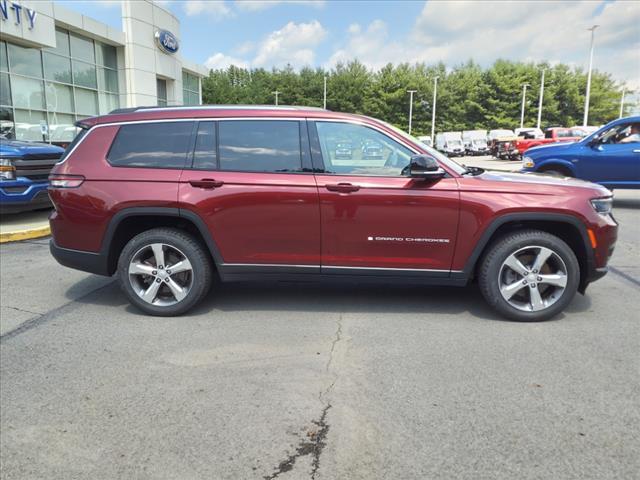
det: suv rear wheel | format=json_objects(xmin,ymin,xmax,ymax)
[
  {"xmin": 117, "ymin": 228, "xmax": 213, "ymax": 316},
  {"xmin": 479, "ymin": 230, "xmax": 580, "ymax": 321}
]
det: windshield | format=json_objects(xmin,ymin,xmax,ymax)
[
  {"xmin": 448, "ymin": 140, "xmax": 462, "ymax": 146},
  {"xmin": 381, "ymin": 121, "xmax": 467, "ymax": 175},
  {"xmin": 491, "ymin": 129, "xmax": 514, "ymax": 138}
]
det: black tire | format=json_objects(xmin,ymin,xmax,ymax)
[
  {"xmin": 117, "ymin": 228, "xmax": 213, "ymax": 316},
  {"xmin": 478, "ymin": 229, "xmax": 580, "ymax": 322}
]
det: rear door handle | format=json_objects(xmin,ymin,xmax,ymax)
[
  {"xmin": 325, "ymin": 182, "xmax": 360, "ymax": 193},
  {"xmin": 189, "ymin": 178, "xmax": 224, "ymax": 189}
]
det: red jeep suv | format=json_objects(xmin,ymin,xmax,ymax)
[{"xmin": 48, "ymin": 106, "xmax": 617, "ymax": 321}]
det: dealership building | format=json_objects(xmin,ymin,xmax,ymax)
[{"xmin": 0, "ymin": 0, "xmax": 207, "ymax": 143}]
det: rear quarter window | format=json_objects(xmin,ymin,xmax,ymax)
[{"xmin": 107, "ymin": 122, "xmax": 194, "ymax": 168}]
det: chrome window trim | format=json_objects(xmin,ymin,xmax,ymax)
[
  {"xmin": 56, "ymin": 116, "xmax": 306, "ymax": 165},
  {"xmin": 312, "ymin": 117, "xmax": 420, "ymax": 155}
]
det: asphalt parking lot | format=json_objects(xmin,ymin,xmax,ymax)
[{"xmin": 1, "ymin": 190, "xmax": 638, "ymax": 480}]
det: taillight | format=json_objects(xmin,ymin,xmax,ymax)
[{"xmin": 49, "ymin": 174, "xmax": 85, "ymax": 188}]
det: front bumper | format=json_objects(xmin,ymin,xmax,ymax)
[{"xmin": 0, "ymin": 179, "xmax": 51, "ymax": 213}]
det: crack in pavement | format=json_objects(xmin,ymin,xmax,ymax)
[
  {"xmin": 0, "ymin": 281, "xmax": 116, "ymax": 342},
  {"xmin": 609, "ymin": 266, "xmax": 640, "ymax": 287},
  {"xmin": 262, "ymin": 314, "xmax": 343, "ymax": 479},
  {"xmin": 1, "ymin": 305, "xmax": 43, "ymax": 316},
  {"xmin": 262, "ymin": 405, "xmax": 331, "ymax": 480}
]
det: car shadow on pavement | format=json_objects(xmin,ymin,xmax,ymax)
[
  {"xmin": 68, "ymin": 276, "xmax": 592, "ymax": 323},
  {"xmin": 180, "ymin": 281, "xmax": 590, "ymax": 323}
]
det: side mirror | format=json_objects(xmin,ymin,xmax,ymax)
[
  {"xmin": 407, "ymin": 154, "xmax": 445, "ymax": 180},
  {"xmin": 588, "ymin": 135, "xmax": 602, "ymax": 148}
]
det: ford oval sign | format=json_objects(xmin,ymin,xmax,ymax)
[{"xmin": 154, "ymin": 30, "xmax": 179, "ymax": 55}]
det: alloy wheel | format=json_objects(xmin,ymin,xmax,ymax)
[
  {"xmin": 128, "ymin": 243, "xmax": 194, "ymax": 306},
  {"xmin": 498, "ymin": 245, "xmax": 568, "ymax": 312}
]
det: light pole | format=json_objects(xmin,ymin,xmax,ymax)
[
  {"xmin": 520, "ymin": 83, "xmax": 530, "ymax": 129},
  {"xmin": 272, "ymin": 90, "xmax": 280, "ymax": 106},
  {"xmin": 407, "ymin": 90, "xmax": 417, "ymax": 134},
  {"xmin": 323, "ymin": 76, "xmax": 327, "ymax": 109},
  {"xmin": 583, "ymin": 25, "xmax": 599, "ymax": 126},
  {"xmin": 537, "ymin": 69, "xmax": 545, "ymax": 129},
  {"xmin": 619, "ymin": 86, "xmax": 626, "ymax": 118},
  {"xmin": 430, "ymin": 76, "xmax": 438, "ymax": 144}
]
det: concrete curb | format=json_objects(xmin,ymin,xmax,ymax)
[{"xmin": 0, "ymin": 225, "xmax": 51, "ymax": 243}]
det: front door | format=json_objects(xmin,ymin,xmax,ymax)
[
  {"xmin": 310, "ymin": 120, "xmax": 459, "ymax": 274},
  {"xmin": 179, "ymin": 119, "xmax": 320, "ymax": 272},
  {"xmin": 578, "ymin": 121, "xmax": 640, "ymax": 188}
]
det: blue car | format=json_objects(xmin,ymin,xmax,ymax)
[
  {"xmin": 0, "ymin": 140, "xmax": 65, "ymax": 213},
  {"xmin": 521, "ymin": 116, "xmax": 640, "ymax": 189}
]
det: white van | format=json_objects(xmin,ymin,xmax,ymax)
[
  {"xmin": 462, "ymin": 130, "xmax": 488, "ymax": 156},
  {"xmin": 417, "ymin": 135, "xmax": 432, "ymax": 148},
  {"xmin": 435, "ymin": 132, "xmax": 465, "ymax": 157}
]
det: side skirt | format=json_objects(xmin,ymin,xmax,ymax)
[{"xmin": 218, "ymin": 264, "xmax": 469, "ymax": 287}]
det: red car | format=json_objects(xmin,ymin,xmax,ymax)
[
  {"xmin": 516, "ymin": 127, "xmax": 583, "ymax": 156},
  {"xmin": 49, "ymin": 106, "xmax": 617, "ymax": 321}
]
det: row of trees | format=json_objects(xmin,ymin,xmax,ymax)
[{"xmin": 201, "ymin": 59, "xmax": 629, "ymax": 136}]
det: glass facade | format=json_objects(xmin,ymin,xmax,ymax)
[
  {"xmin": 0, "ymin": 29, "xmax": 119, "ymax": 143},
  {"xmin": 182, "ymin": 71, "xmax": 200, "ymax": 106}
]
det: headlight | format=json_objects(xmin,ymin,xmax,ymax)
[
  {"xmin": 590, "ymin": 197, "xmax": 613, "ymax": 216},
  {"xmin": 522, "ymin": 156, "xmax": 535, "ymax": 168},
  {"xmin": 0, "ymin": 157, "xmax": 16, "ymax": 181}
]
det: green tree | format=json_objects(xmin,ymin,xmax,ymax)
[{"xmin": 201, "ymin": 59, "xmax": 624, "ymax": 133}]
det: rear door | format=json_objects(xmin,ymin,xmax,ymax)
[{"xmin": 179, "ymin": 119, "xmax": 321, "ymax": 272}]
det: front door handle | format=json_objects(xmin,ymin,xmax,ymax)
[
  {"xmin": 189, "ymin": 178, "xmax": 224, "ymax": 189},
  {"xmin": 633, "ymin": 149, "xmax": 640, "ymax": 153},
  {"xmin": 325, "ymin": 182, "xmax": 360, "ymax": 193}
]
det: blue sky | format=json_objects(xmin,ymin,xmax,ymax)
[{"xmin": 59, "ymin": 0, "xmax": 639, "ymax": 88}]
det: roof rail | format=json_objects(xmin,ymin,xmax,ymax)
[{"xmin": 109, "ymin": 104, "xmax": 328, "ymax": 114}]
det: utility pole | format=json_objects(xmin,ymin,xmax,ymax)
[
  {"xmin": 520, "ymin": 83, "xmax": 530, "ymax": 129},
  {"xmin": 272, "ymin": 90, "xmax": 280, "ymax": 106},
  {"xmin": 323, "ymin": 76, "xmax": 327, "ymax": 109},
  {"xmin": 431, "ymin": 77, "xmax": 438, "ymax": 144},
  {"xmin": 407, "ymin": 90, "xmax": 417, "ymax": 134},
  {"xmin": 583, "ymin": 25, "xmax": 599, "ymax": 126},
  {"xmin": 537, "ymin": 69, "xmax": 545, "ymax": 129},
  {"xmin": 619, "ymin": 86, "xmax": 626, "ymax": 118}
]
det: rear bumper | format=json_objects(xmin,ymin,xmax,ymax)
[
  {"xmin": 0, "ymin": 180, "xmax": 51, "ymax": 213},
  {"xmin": 49, "ymin": 240, "xmax": 110, "ymax": 276}
]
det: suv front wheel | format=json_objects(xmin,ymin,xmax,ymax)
[
  {"xmin": 479, "ymin": 230, "xmax": 580, "ymax": 321},
  {"xmin": 117, "ymin": 228, "xmax": 213, "ymax": 316}
]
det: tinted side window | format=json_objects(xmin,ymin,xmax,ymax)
[
  {"xmin": 108, "ymin": 122, "xmax": 193, "ymax": 168},
  {"xmin": 193, "ymin": 121, "xmax": 217, "ymax": 170},
  {"xmin": 219, "ymin": 120, "xmax": 301, "ymax": 172}
]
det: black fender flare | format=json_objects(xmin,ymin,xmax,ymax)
[
  {"xmin": 454, "ymin": 212, "xmax": 595, "ymax": 290},
  {"xmin": 100, "ymin": 207, "xmax": 225, "ymax": 270}
]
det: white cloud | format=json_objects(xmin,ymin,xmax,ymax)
[
  {"xmin": 183, "ymin": 0, "xmax": 233, "ymax": 19},
  {"xmin": 327, "ymin": 1, "xmax": 640, "ymax": 88},
  {"xmin": 234, "ymin": 41, "xmax": 256, "ymax": 56},
  {"xmin": 253, "ymin": 20, "xmax": 327, "ymax": 68},
  {"xmin": 205, "ymin": 53, "xmax": 249, "ymax": 69},
  {"xmin": 234, "ymin": 0, "xmax": 325, "ymax": 12}
]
